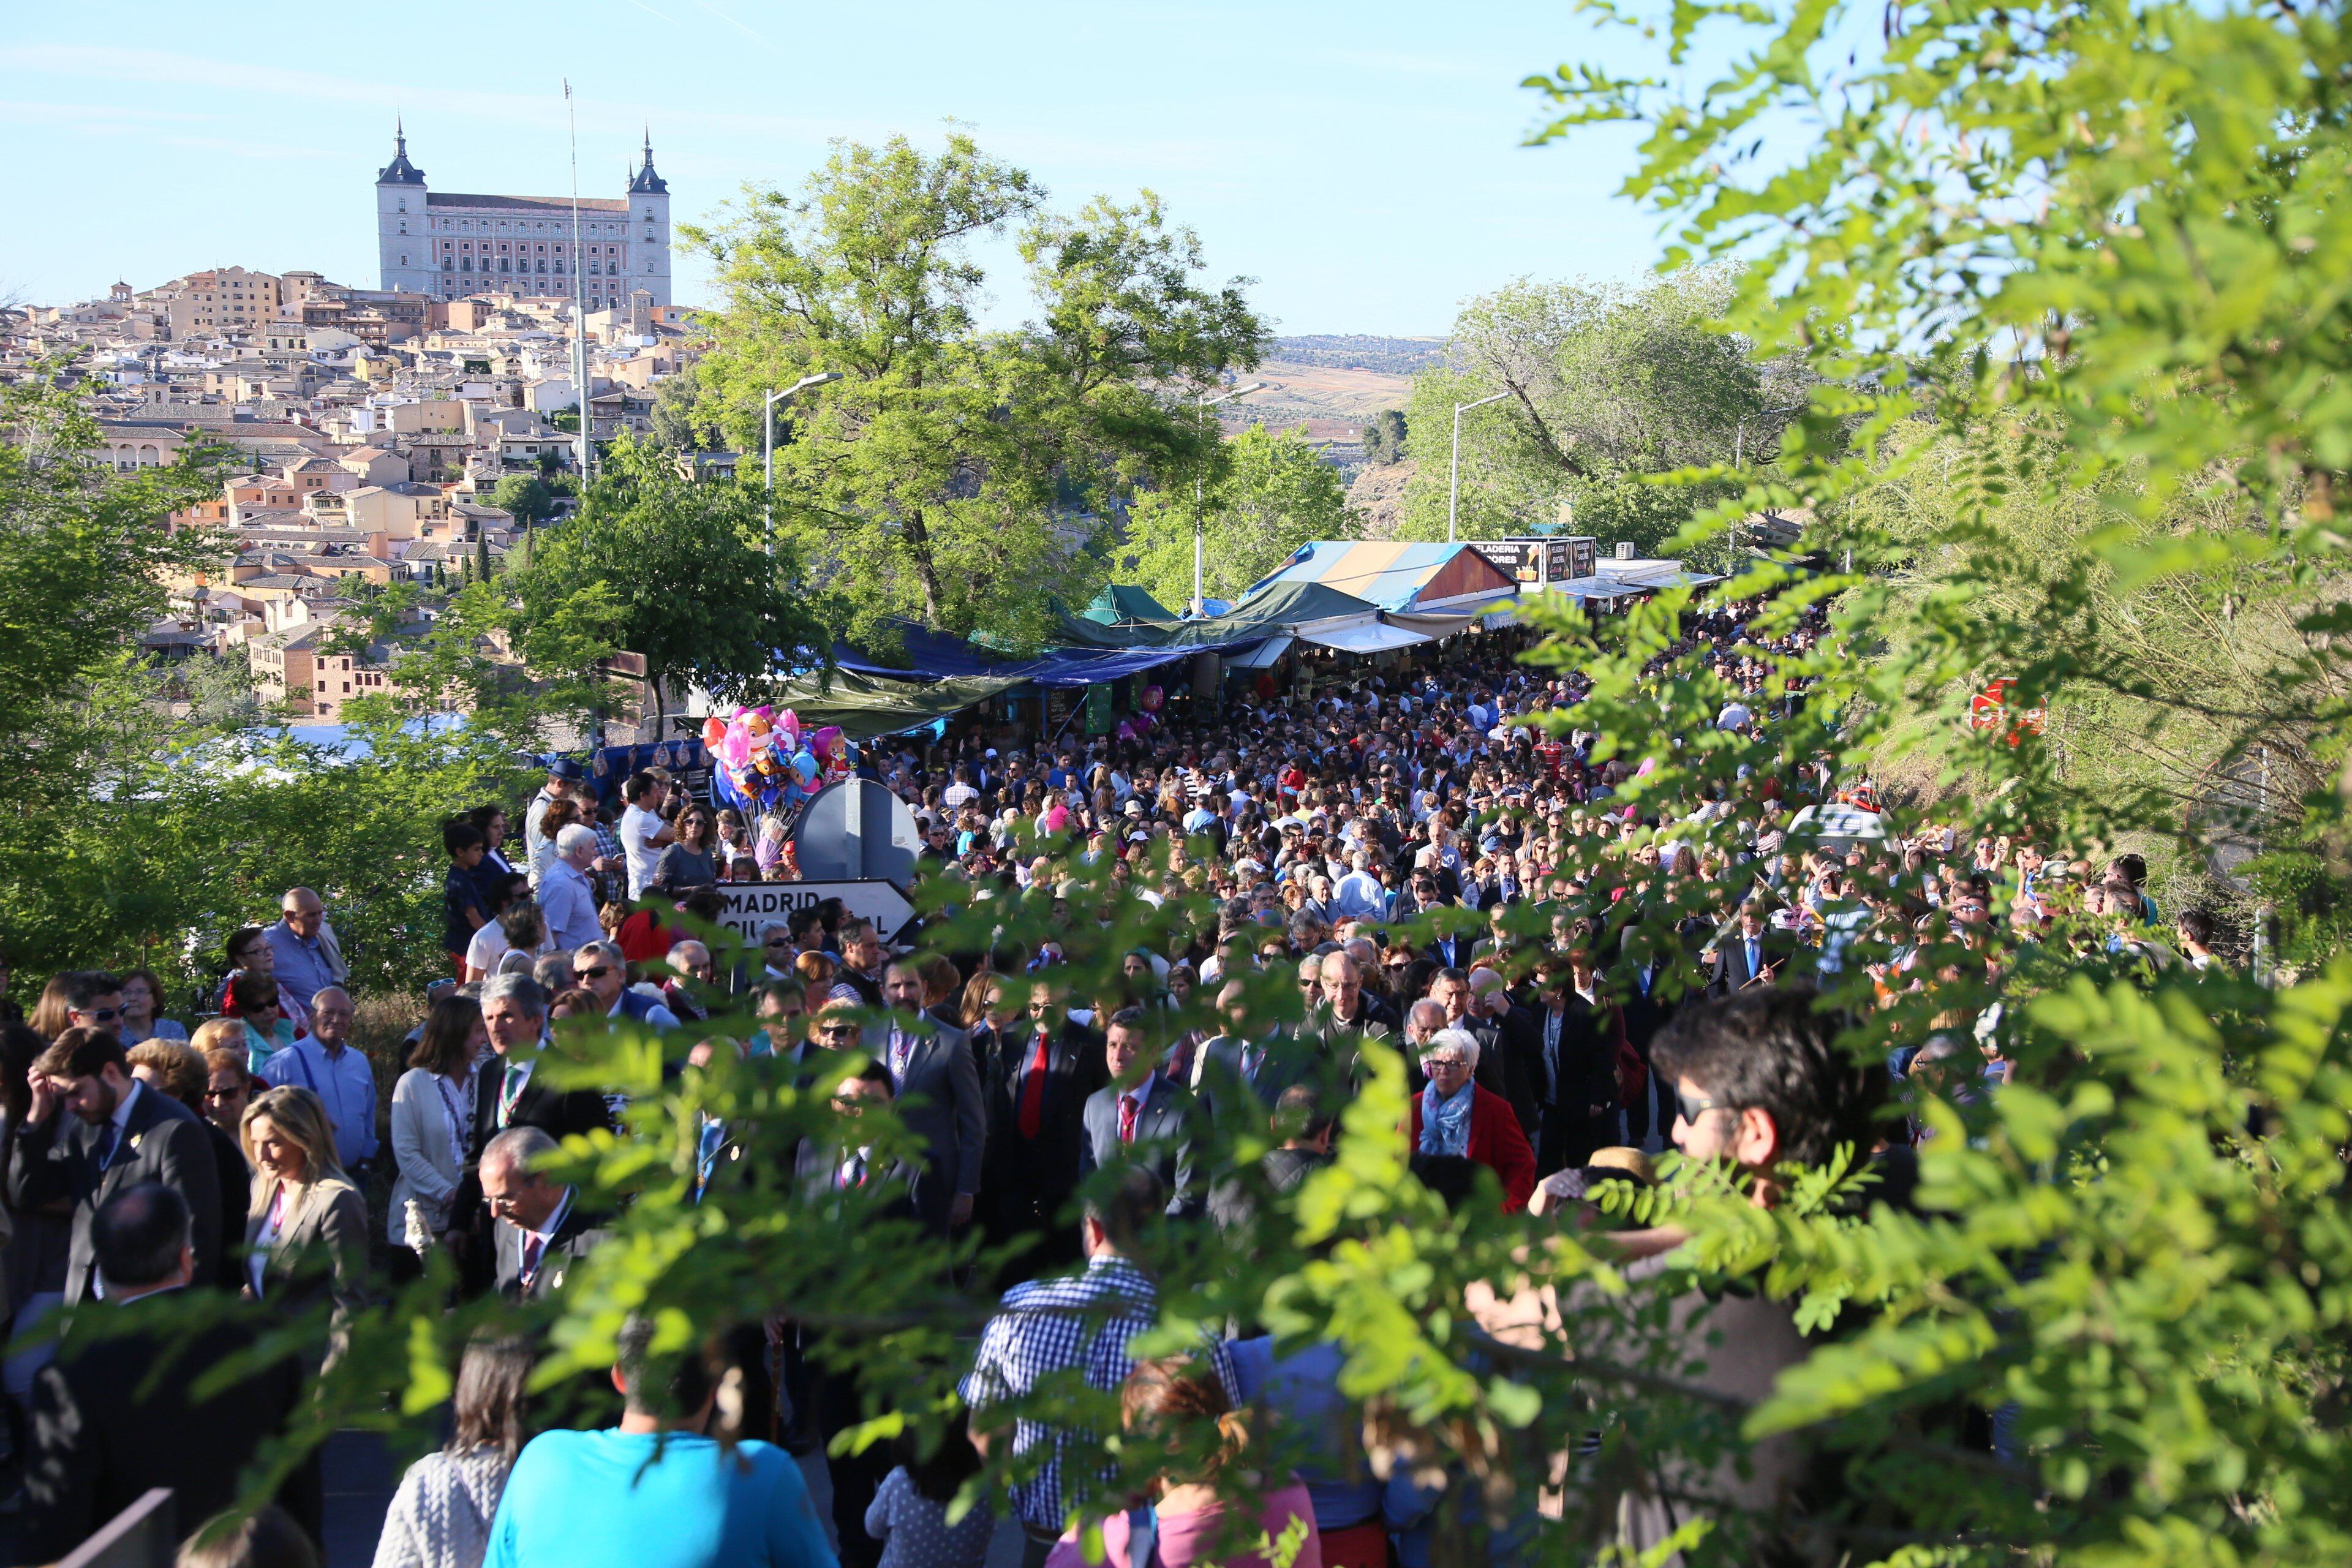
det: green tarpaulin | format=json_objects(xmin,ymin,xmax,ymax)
[
  {"xmin": 1054, "ymin": 579, "xmax": 1384, "ymax": 650},
  {"xmin": 1080, "ymin": 584, "xmax": 1178, "ymax": 625},
  {"xmin": 771, "ymin": 669, "xmax": 1022, "ymax": 738}
]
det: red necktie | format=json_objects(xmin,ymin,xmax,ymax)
[
  {"xmin": 520, "ymin": 1233, "xmax": 545, "ymax": 1291},
  {"xmin": 1118, "ymin": 1093, "xmax": 1140, "ymax": 1144},
  {"xmin": 1018, "ymin": 1031, "xmax": 1049, "ymax": 1140}
]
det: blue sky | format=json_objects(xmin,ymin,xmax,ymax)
[{"xmin": 0, "ymin": 2, "xmax": 1665, "ymax": 335}]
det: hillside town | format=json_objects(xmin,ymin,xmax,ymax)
[{"xmin": 1, "ymin": 129, "xmax": 695, "ymax": 725}]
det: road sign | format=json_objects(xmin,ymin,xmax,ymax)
[
  {"xmin": 717, "ymin": 880, "xmax": 918, "ymax": 946},
  {"xmin": 790, "ymin": 778, "xmax": 922, "ymax": 887}
]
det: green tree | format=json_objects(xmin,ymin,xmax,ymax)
[
  {"xmin": 685, "ymin": 133, "xmax": 1267, "ymax": 647},
  {"xmin": 490, "ymin": 473, "xmax": 555, "ymax": 529},
  {"xmin": 1395, "ymin": 271, "xmax": 1777, "ymax": 557},
  {"xmin": 1361, "ymin": 407, "xmax": 1408, "ymax": 465},
  {"xmin": 0, "ymin": 372, "xmax": 586, "ymax": 982},
  {"xmin": 647, "ymin": 364, "xmax": 714, "ymax": 452},
  {"xmin": 505, "ymin": 434, "xmax": 830, "ymax": 727},
  {"xmin": 1114, "ymin": 424, "xmax": 1359, "ymax": 609}
]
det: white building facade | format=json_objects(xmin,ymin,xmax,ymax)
[{"xmin": 374, "ymin": 123, "xmax": 671, "ymax": 307}]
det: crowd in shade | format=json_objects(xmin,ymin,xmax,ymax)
[{"xmin": 0, "ymin": 592, "xmax": 2222, "ymax": 1568}]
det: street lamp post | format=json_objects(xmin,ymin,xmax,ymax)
[
  {"xmin": 1447, "ymin": 392, "xmax": 1509, "ymax": 545},
  {"xmin": 763, "ymin": 372, "xmax": 843, "ymax": 549},
  {"xmin": 1731, "ymin": 402, "xmax": 1807, "ymax": 557},
  {"xmin": 1193, "ymin": 382, "xmax": 1266, "ymax": 615}
]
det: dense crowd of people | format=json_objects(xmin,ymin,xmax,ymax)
[{"xmin": 0, "ymin": 601, "xmax": 2223, "ymax": 1568}]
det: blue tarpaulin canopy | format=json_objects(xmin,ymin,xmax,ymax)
[{"xmin": 832, "ymin": 620, "xmax": 1254, "ymax": 687}]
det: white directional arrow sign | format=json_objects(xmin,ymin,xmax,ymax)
[{"xmin": 716, "ymin": 880, "xmax": 919, "ymax": 946}]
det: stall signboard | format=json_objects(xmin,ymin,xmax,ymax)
[
  {"xmin": 717, "ymin": 880, "xmax": 918, "ymax": 945},
  {"xmin": 1472, "ymin": 541, "xmax": 1539, "ymax": 583},
  {"xmin": 1479, "ymin": 537, "xmax": 1600, "ymax": 589}
]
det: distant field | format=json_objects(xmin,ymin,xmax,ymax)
[
  {"xmin": 1271, "ymin": 334, "xmax": 1449, "ymax": 374},
  {"xmin": 1225, "ymin": 360, "xmax": 1416, "ymax": 436}
]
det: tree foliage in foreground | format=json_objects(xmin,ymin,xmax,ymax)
[{"xmin": 0, "ymin": 372, "xmax": 616, "ymax": 986}]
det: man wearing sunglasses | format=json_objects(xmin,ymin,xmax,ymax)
[
  {"xmin": 1653, "ymin": 984, "xmax": 1886, "ymax": 1208},
  {"xmin": 62, "ymin": 972, "xmax": 126, "ymax": 1035},
  {"xmin": 1536, "ymin": 986, "xmax": 1888, "ymax": 1564},
  {"xmin": 754, "ymin": 922, "xmax": 797, "ymax": 983},
  {"xmin": 570, "ymin": 940, "xmax": 679, "ymax": 1033}
]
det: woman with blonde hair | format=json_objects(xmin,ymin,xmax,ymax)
[
  {"xmin": 1043, "ymin": 1354, "xmax": 1322, "ymax": 1568},
  {"xmin": 240, "ymin": 1085, "xmax": 369, "ymax": 1360},
  {"xmin": 25, "ymin": 976, "xmax": 75, "ymax": 1044}
]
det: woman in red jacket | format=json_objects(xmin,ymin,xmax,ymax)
[{"xmin": 1408, "ymin": 1028, "xmax": 1537, "ymax": 1211}]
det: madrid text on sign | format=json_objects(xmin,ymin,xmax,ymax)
[{"xmin": 715, "ymin": 880, "xmax": 918, "ymax": 946}]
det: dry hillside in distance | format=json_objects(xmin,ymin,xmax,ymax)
[{"xmin": 1215, "ymin": 336, "xmax": 1441, "ymax": 459}]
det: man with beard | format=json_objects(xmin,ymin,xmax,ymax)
[{"xmin": 7, "ymin": 1025, "xmax": 222, "ymax": 1303}]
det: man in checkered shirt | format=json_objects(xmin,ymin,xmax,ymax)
[{"xmin": 960, "ymin": 1169, "xmax": 1237, "ymax": 1568}]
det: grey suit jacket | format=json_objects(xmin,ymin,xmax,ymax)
[
  {"xmin": 9, "ymin": 1082, "xmax": 222, "ymax": 1305},
  {"xmin": 1080, "ymin": 1073, "xmax": 1200, "ymax": 1216},
  {"xmin": 863, "ymin": 1017, "xmax": 986, "ymax": 1231},
  {"xmin": 244, "ymin": 1175, "xmax": 370, "ymax": 1358}
]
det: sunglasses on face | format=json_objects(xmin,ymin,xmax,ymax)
[
  {"xmin": 1675, "ymin": 1088, "xmax": 1722, "ymax": 1124},
  {"xmin": 816, "ymin": 1021, "xmax": 859, "ymax": 1038},
  {"xmin": 764, "ymin": 938, "xmax": 793, "ymax": 948},
  {"xmin": 575, "ymin": 964, "xmax": 614, "ymax": 982},
  {"xmin": 76, "ymin": 1007, "xmax": 123, "ymax": 1023}
]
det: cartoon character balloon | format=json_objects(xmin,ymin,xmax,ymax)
[
  {"xmin": 813, "ymin": 726, "xmax": 855, "ymax": 783},
  {"xmin": 709, "ymin": 704, "xmax": 817, "ymax": 815}
]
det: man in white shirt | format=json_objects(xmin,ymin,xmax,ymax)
[
  {"xmin": 617, "ymin": 772, "xmax": 675, "ymax": 902},
  {"xmin": 1330, "ymin": 851, "xmax": 1388, "ymax": 922}
]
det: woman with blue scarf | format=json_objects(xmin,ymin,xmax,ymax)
[{"xmin": 1408, "ymin": 1029, "xmax": 1536, "ymax": 1212}]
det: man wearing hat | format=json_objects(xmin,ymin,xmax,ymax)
[{"xmin": 524, "ymin": 758, "xmax": 586, "ymax": 889}]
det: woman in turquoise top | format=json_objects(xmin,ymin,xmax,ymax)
[{"xmin": 229, "ymin": 970, "xmax": 295, "ymax": 1074}]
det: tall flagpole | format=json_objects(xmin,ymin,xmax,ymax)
[{"xmin": 565, "ymin": 80, "xmax": 592, "ymax": 482}]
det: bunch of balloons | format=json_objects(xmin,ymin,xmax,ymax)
[
  {"xmin": 1114, "ymin": 684, "xmax": 1166, "ymax": 744},
  {"xmin": 703, "ymin": 705, "xmax": 820, "ymax": 816}
]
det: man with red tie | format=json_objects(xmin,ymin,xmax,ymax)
[
  {"xmin": 483, "ymin": 1127, "xmax": 608, "ymax": 1302},
  {"xmin": 979, "ymin": 983, "xmax": 1105, "ymax": 1276},
  {"xmin": 1079, "ymin": 1008, "xmax": 1202, "ymax": 1219}
]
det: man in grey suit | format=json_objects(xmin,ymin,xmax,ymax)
[
  {"xmin": 1081, "ymin": 1007, "xmax": 1200, "ymax": 1217},
  {"xmin": 1193, "ymin": 979, "xmax": 1284, "ymax": 1133},
  {"xmin": 867, "ymin": 959, "xmax": 985, "ymax": 1235},
  {"xmin": 8, "ymin": 1026, "xmax": 222, "ymax": 1305}
]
